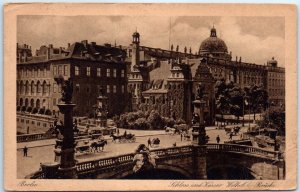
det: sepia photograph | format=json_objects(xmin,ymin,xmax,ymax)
[{"xmin": 4, "ymin": 3, "xmax": 297, "ymax": 191}]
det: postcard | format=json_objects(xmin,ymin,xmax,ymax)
[{"xmin": 4, "ymin": 3, "xmax": 297, "ymax": 191}]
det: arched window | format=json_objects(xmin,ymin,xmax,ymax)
[
  {"xmin": 42, "ymin": 81, "xmax": 47, "ymax": 95},
  {"xmin": 20, "ymin": 81, "xmax": 24, "ymax": 94},
  {"xmin": 37, "ymin": 81, "xmax": 41, "ymax": 93},
  {"xmin": 36, "ymin": 99, "xmax": 40, "ymax": 109},
  {"xmin": 25, "ymin": 81, "xmax": 29, "ymax": 95},
  {"xmin": 31, "ymin": 81, "xmax": 35, "ymax": 94},
  {"xmin": 20, "ymin": 98, "xmax": 23, "ymax": 106},
  {"xmin": 25, "ymin": 98, "xmax": 29, "ymax": 107},
  {"xmin": 30, "ymin": 99, "xmax": 34, "ymax": 107}
]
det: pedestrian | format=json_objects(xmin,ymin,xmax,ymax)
[
  {"xmin": 124, "ymin": 131, "xmax": 127, "ymax": 137},
  {"xmin": 148, "ymin": 138, "xmax": 151, "ymax": 148},
  {"xmin": 180, "ymin": 133, "xmax": 183, "ymax": 141},
  {"xmin": 23, "ymin": 146, "xmax": 28, "ymax": 157},
  {"xmin": 117, "ymin": 129, "xmax": 120, "ymax": 135},
  {"xmin": 216, "ymin": 135, "xmax": 220, "ymax": 144},
  {"xmin": 229, "ymin": 132, "xmax": 233, "ymax": 140}
]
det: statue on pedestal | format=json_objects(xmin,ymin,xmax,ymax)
[{"xmin": 196, "ymin": 82, "xmax": 205, "ymax": 100}]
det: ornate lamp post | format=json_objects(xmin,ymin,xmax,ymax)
[
  {"xmin": 95, "ymin": 88, "xmax": 108, "ymax": 127},
  {"xmin": 53, "ymin": 75, "xmax": 77, "ymax": 179}
]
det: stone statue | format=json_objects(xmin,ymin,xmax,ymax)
[
  {"xmin": 54, "ymin": 75, "xmax": 73, "ymax": 104},
  {"xmin": 196, "ymin": 82, "xmax": 205, "ymax": 99},
  {"xmin": 61, "ymin": 78, "xmax": 73, "ymax": 104},
  {"xmin": 192, "ymin": 112, "xmax": 200, "ymax": 125}
]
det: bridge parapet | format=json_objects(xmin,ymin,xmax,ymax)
[
  {"xmin": 26, "ymin": 144, "xmax": 283, "ymax": 179},
  {"xmin": 206, "ymin": 144, "xmax": 283, "ymax": 160}
]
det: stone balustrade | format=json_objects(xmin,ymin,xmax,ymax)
[
  {"xmin": 27, "ymin": 144, "xmax": 283, "ymax": 179},
  {"xmin": 17, "ymin": 133, "xmax": 54, "ymax": 143},
  {"xmin": 206, "ymin": 144, "xmax": 282, "ymax": 160}
]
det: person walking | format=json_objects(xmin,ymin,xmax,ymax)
[
  {"xmin": 23, "ymin": 146, "xmax": 28, "ymax": 157},
  {"xmin": 216, "ymin": 135, "xmax": 220, "ymax": 144},
  {"xmin": 180, "ymin": 133, "xmax": 183, "ymax": 141},
  {"xmin": 147, "ymin": 138, "xmax": 151, "ymax": 148},
  {"xmin": 229, "ymin": 132, "xmax": 233, "ymax": 141}
]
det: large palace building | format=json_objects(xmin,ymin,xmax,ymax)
[
  {"xmin": 17, "ymin": 27, "xmax": 285, "ymax": 132},
  {"xmin": 126, "ymin": 27, "xmax": 285, "ymax": 125}
]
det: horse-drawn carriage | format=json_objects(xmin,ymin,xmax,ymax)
[
  {"xmin": 75, "ymin": 138, "xmax": 108, "ymax": 154},
  {"xmin": 150, "ymin": 138, "xmax": 160, "ymax": 148},
  {"xmin": 110, "ymin": 133, "xmax": 136, "ymax": 143},
  {"xmin": 224, "ymin": 126, "xmax": 241, "ymax": 135}
]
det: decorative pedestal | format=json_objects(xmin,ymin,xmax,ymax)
[
  {"xmin": 54, "ymin": 103, "xmax": 77, "ymax": 179},
  {"xmin": 192, "ymin": 99, "xmax": 207, "ymax": 145}
]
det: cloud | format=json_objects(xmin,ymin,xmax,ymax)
[{"xmin": 17, "ymin": 16, "xmax": 284, "ymax": 67}]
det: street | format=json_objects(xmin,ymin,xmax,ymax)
[{"xmin": 17, "ymin": 125, "xmax": 248, "ymax": 179}]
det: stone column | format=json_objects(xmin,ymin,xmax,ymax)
[
  {"xmin": 52, "ymin": 76, "xmax": 77, "ymax": 179},
  {"xmin": 191, "ymin": 82, "xmax": 208, "ymax": 179},
  {"xmin": 192, "ymin": 99, "xmax": 207, "ymax": 145},
  {"xmin": 55, "ymin": 103, "xmax": 77, "ymax": 179}
]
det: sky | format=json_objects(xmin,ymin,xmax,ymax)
[{"xmin": 17, "ymin": 16, "xmax": 285, "ymax": 66}]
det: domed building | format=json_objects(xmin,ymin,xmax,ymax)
[{"xmin": 199, "ymin": 27, "xmax": 232, "ymax": 61}]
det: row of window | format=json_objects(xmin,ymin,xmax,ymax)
[
  {"xmin": 268, "ymin": 78, "xmax": 285, "ymax": 87},
  {"xmin": 53, "ymin": 65, "xmax": 69, "ymax": 76},
  {"xmin": 269, "ymin": 88, "xmax": 285, "ymax": 97},
  {"xmin": 18, "ymin": 66, "xmax": 48, "ymax": 78},
  {"xmin": 243, "ymin": 76, "xmax": 262, "ymax": 85},
  {"xmin": 17, "ymin": 118, "xmax": 48, "ymax": 127},
  {"xmin": 17, "ymin": 82, "xmax": 49, "ymax": 95},
  {"xmin": 75, "ymin": 66, "xmax": 125, "ymax": 78},
  {"xmin": 74, "ymin": 84, "xmax": 125, "ymax": 94},
  {"xmin": 269, "ymin": 72, "xmax": 284, "ymax": 78}
]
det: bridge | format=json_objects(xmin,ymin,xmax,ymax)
[{"xmin": 28, "ymin": 143, "xmax": 284, "ymax": 180}]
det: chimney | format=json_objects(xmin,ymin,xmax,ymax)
[
  {"xmin": 239, "ymin": 56, "xmax": 241, "ymax": 63},
  {"xmin": 46, "ymin": 47, "xmax": 50, "ymax": 60},
  {"xmin": 49, "ymin": 44, "xmax": 53, "ymax": 49},
  {"xmin": 29, "ymin": 46, "xmax": 31, "ymax": 50},
  {"xmin": 67, "ymin": 43, "xmax": 70, "ymax": 48},
  {"xmin": 24, "ymin": 52, "xmax": 27, "ymax": 62},
  {"xmin": 236, "ymin": 56, "xmax": 237, "ymax": 62},
  {"xmin": 81, "ymin": 40, "xmax": 88, "ymax": 47}
]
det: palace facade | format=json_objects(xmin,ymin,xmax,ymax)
[
  {"xmin": 126, "ymin": 27, "xmax": 285, "ymax": 125},
  {"xmin": 17, "ymin": 27, "xmax": 285, "ymax": 132}
]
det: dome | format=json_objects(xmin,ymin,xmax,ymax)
[
  {"xmin": 132, "ymin": 31, "xmax": 140, "ymax": 37},
  {"xmin": 199, "ymin": 27, "xmax": 228, "ymax": 54}
]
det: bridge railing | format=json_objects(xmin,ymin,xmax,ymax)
[
  {"xmin": 206, "ymin": 144, "xmax": 283, "ymax": 160},
  {"xmin": 17, "ymin": 133, "xmax": 54, "ymax": 143},
  {"xmin": 27, "ymin": 144, "xmax": 283, "ymax": 179},
  {"xmin": 76, "ymin": 145, "xmax": 194, "ymax": 174}
]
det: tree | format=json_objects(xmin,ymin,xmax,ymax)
[
  {"xmin": 147, "ymin": 110, "xmax": 164, "ymax": 129},
  {"xmin": 228, "ymin": 85, "xmax": 245, "ymax": 119},
  {"xmin": 244, "ymin": 84, "xmax": 268, "ymax": 120}
]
